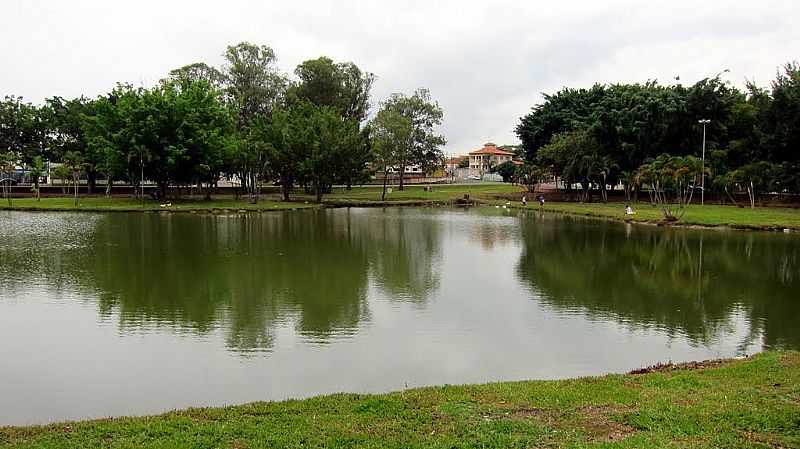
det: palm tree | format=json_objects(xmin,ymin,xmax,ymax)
[
  {"xmin": 0, "ymin": 151, "xmax": 15, "ymax": 206},
  {"xmin": 62, "ymin": 151, "xmax": 84, "ymax": 206}
]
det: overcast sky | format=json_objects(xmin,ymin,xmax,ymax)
[{"xmin": 2, "ymin": 1, "xmax": 798, "ymax": 154}]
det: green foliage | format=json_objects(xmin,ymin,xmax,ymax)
[
  {"xmin": 493, "ymin": 160, "xmax": 517, "ymax": 182},
  {"xmin": 369, "ymin": 108, "xmax": 412, "ymax": 199},
  {"xmin": 515, "ymin": 162, "xmax": 545, "ymax": 192},
  {"xmin": 168, "ymin": 62, "xmax": 224, "ymax": 89},
  {"xmin": 379, "ymin": 89, "xmax": 446, "ymax": 189},
  {"xmin": 0, "ymin": 42, "xmax": 443, "ymax": 204},
  {"xmin": 638, "ymin": 154, "xmax": 703, "ymax": 220},
  {"xmin": 222, "ymin": 42, "xmax": 287, "ymax": 125},
  {"xmin": 292, "ymin": 56, "xmax": 375, "ymax": 123},
  {"xmin": 517, "ymin": 63, "xmax": 800, "ymax": 201}
]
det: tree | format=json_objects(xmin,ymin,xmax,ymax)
[
  {"xmin": 28, "ymin": 155, "xmax": 44, "ymax": 201},
  {"xmin": 222, "ymin": 42, "xmax": 287, "ymax": 126},
  {"xmin": 638, "ymin": 155, "xmax": 703, "ymax": 220},
  {"xmin": 493, "ymin": 160, "xmax": 517, "ymax": 183},
  {"xmin": 541, "ymin": 130, "xmax": 608, "ymax": 202},
  {"xmin": 369, "ymin": 108, "xmax": 412, "ymax": 200},
  {"xmin": 725, "ymin": 161, "xmax": 779, "ymax": 208},
  {"xmin": 292, "ymin": 57, "xmax": 375, "ymax": 123},
  {"xmin": 765, "ymin": 62, "xmax": 800, "ymax": 164},
  {"xmin": 52, "ymin": 164, "xmax": 71, "ymax": 194},
  {"xmin": 1, "ymin": 96, "xmax": 48, "ymax": 191},
  {"xmin": 81, "ymin": 88, "xmax": 134, "ymax": 197},
  {"xmin": 169, "ymin": 62, "xmax": 224, "ymax": 89},
  {"xmin": 47, "ymin": 97, "xmax": 98, "ymax": 191},
  {"xmin": 0, "ymin": 151, "xmax": 14, "ymax": 206},
  {"xmin": 516, "ymin": 163, "xmax": 545, "ymax": 193},
  {"xmin": 381, "ymin": 89, "xmax": 446, "ymax": 190},
  {"xmin": 61, "ymin": 150, "xmax": 84, "ymax": 206},
  {"xmin": 292, "ymin": 57, "xmax": 375, "ymax": 190},
  {"xmin": 256, "ymin": 103, "xmax": 310, "ymax": 202},
  {"xmin": 301, "ymin": 107, "xmax": 362, "ymax": 203}
]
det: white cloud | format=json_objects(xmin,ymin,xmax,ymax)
[{"xmin": 1, "ymin": 0, "xmax": 797, "ymax": 154}]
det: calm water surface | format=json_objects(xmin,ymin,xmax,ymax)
[{"xmin": 0, "ymin": 208, "xmax": 797, "ymax": 425}]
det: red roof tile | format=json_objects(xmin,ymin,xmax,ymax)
[{"xmin": 469, "ymin": 143, "xmax": 514, "ymax": 156}]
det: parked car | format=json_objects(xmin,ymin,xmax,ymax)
[{"xmin": 469, "ymin": 175, "xmax": 481, "ymax": 181}]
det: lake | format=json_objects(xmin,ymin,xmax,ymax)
[{"xmin": 0, "ymin": 207, "xmax": 797, "ymax": 425}]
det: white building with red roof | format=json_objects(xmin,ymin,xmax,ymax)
[{"xmin": 468, "ymin": 142, "xmax": 514, "ymax": 176}]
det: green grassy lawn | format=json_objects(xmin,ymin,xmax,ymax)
[
  {"xmin": 525, "ymin": 202, "xmax": 800, "ymax": 230},
  {"xmin": 320, "ymin": 183, "xmax": 522, "ymax": 202},
  {"xmin": 3, "ymin": 185, "xmax": 799, "ymax": 231},
  {"xmin": 0, "ymin": 197, "xmax": 313, "ymax": 212},
  {"xmin": 2, "ymin": 352, "xmax": 797, "ymax": 448}
]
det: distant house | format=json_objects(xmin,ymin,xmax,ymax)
[
  {"xmin": 386, "ymin": 164, "xmax": 423, "ymax": 175},
  {"xmin": 468, "ymin": 143, "xmax": 514, "ymax": 176},
  {"xmin": 444, "ymin": 156, "xmax": 467, "ymax": 173}
]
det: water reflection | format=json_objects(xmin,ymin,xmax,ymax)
[
  {"xmin": 0, "ymin": 209, "xmax": 444, "ymax": 352},
  {"xmin": 3, "ymin": 208, "xmax": 800, "ymax": 425},
  {"xmin": 364, "ymin": 208, "xmax": 442, "ymax": 303},
  {"xmin": 515, "ymin": 213, "xmax": 800, "ymax": 349}
]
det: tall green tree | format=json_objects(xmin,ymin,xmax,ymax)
[
  {"xmin": 381, "ymin": 89, "xmax": 446, "ymax": 190},
  {"xmin": 369, "ymin": 108, "xmax": 411, "ymax": 200},
  {"xmin": 292, "ymin": 56, "xmax": 375, "ymax": 123},
  {"xmin": 169, "ymin": 62, "xmax": 225, "ymax": 89},
  {"xmin": 222, "ymin": 42, "xmax": 287, "ymax": 126},
  {"xmin": 301, "ymin": 106, "xmax": 362, "ymax": 203},
  {"xmin": 47, "ymin": 97, "xmax": 100, "ymax": 191}
]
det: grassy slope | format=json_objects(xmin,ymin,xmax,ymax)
[
  {"xmin": 0, "ymin": 197, "xmax": 313, "ymax": 212},
  {"xmin": 2, "ymin": 184, "xmax": 799, "ymax": 230},
  {"xmin": 530, "ymin": 202, "xmax": 800, "ymax": 230},
  {"xmin": 323, "ymin": 183, "xmax": 521, "ymax": 202},
  {"xmin": 1, "ymin": 352, "xmax": 797, "ymax": 448}
]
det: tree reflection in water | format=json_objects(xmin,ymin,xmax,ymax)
[{"xmin": 516, "ymin": 213, "xmax": 800, "ymax": 350}]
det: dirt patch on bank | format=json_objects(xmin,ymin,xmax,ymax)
[
  {"xmin": 628, "ymin": 357, "xmax": 735, "ymax": 375},
  {"xmin": 574, "ymin": 405, "xmax": 637, "ymax": 442}
]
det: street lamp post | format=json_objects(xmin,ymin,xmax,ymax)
[{"xmin": 698, "ymin": 119, "xmax": 710, "ymax": 205}]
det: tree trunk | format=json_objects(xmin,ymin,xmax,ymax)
[
  {"xmin": 73, "ymin": 173, "xmax": 79, "ymax": 206},
  {"xmin": 724, "ymin": 186, "xmax": 739, "ymax": 206},
  {"xmin": 382, "ymin": 169, "xmax": 389, "ymax": 201},
  {"xmin": 158, "ymin": 181, "xmax": 168, "ymax": 200},
  {"xmin": 398, "ymin": 165, "xmax": 405, "ymax": 191},
  {"xmin": 282, "ymin": 178, "xmax": 291, "ymax": 201},
  {"xmin": 87, "ymin": 171, "xmax": 96, "ymax": 194},
  {"xmin": 315, "ymin": 180, "xmax": 323, "ymax": 203},
  {"xmin": 105, "ymin": 177, "xmax": 112, "ymax": 198},
  {"xmin": 250, "ymin": 173, "xmax": 259, "ymax": 204}
]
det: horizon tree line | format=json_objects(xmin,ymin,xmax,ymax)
[
  {"xmin": 0, "ymin": 42, "xmax": 446, "ymax": 203},
  {"xmin": 515, "ymin": 62, "xmax": 800, "ymax": 215}
]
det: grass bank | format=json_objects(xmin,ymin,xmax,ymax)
[
  {"xmin": 0, "ymin": 184, "xmax": 517, "ymax": 212},
  {"xmin": 527, "ymin": 202, "xmax": 800, "ymax": 231},
  {"xmin": 2, "ymin": 184, "xmax": 799, "ymax": 232},
  {"xmin": 0, "ymin": 197, "xmax": 314, "ymax": 213},
  {"xmin": 1, "ymin": 351, "xmax": 797, "ymax": 448},
  {"xmin": 321, "ymin": 183, "xmax": 520, "ymax": 202}
]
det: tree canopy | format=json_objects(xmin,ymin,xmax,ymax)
[
  {"xmin": 0, "ymin": 42, "xmax": 446, "ymax": 203},
  {"xmin": 516, "ymin": 62, "xmax": 800, "ymax": 207}
]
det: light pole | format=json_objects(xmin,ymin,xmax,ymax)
[{"xmin": 698, "ymin": 119, "xmax": 710, "ymax": 205}]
